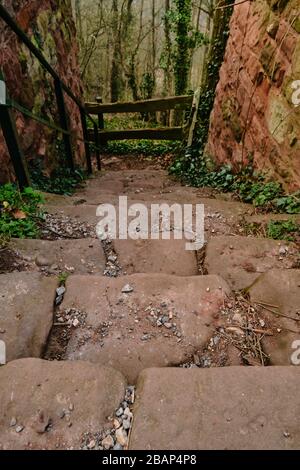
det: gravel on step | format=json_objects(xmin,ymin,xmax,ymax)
[
  {"xmin": 40, "ymin": 214, "xmax": 95, "ymax": 240},
  {"xmin": 80, "ymin": 386, "xmax": 135, "ymax": 451}
]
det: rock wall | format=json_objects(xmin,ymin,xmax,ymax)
[
  {"xmin": 207, "ymin": 0, "xmax": 300, "ymax": 191},
  {"xmin": 0, "ymin": 0, "xmax": 84, "ymax": 184}
]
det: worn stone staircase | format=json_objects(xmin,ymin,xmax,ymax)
[{"xmin": 1, "ymin": 157, "xmax": 300, "ymax": 450}]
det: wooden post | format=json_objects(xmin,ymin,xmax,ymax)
[
  {"xmin": 187, "ymin": 88, "xmax": 201, "ymax": 147},
  {"xmin": 96, "ymin": 96, "xmax": 105, "ymax": 130},
  {"xmin": 93, "ymin": 123, "xmax": 101, "ymax": 171},
  {"xmin": 0, "ymin": 72, "xmax": 31, "ymax": 189},
  {"xmin": 80, "ymin": 109, "xmax": 93, "ymax": 175},
  {"xmin": 54, "ymin": 77, "xmax": 75, "ymax": 172},
  {"xmin": 96, "ymin": 96, "xmax": 107, "ymax": 146}
]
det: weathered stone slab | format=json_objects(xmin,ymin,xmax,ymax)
[
  {"xmin": 12, "ymin": 238, "xmax": 106, "ymax": 275},
  {"xmin": 0, "ymin": 359, "xmax": 125, "ymax": 450},
  {"xmin": 114, "ymin": 238, "xmax": 198, "ymax": 276},
  {"xmin": 0, "ymin": 273, "xmax": 57, "ymax": 362},
  {"xmin": 205, "ymin": 235, "xmax": 298, "ymax": 290},
  {"xmin": 60, "ymin": 274, "xmax": 231, "ymax": 383},
  {"xmin": 130, "ymin": 367, "xmax": 300, "ymax": 450},
  {"xmin": 249, "ymin": 269, "xmax": 300, "ymax": 365}
]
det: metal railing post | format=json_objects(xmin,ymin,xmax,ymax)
[
  {"xmin": 54, "ymin": 77, "xmax": 75, "ymax": 172},
  {"xmin": 0, "ymin": 72, "xmax": 31, "ymax": 189}
]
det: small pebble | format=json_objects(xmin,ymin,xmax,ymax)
[
  {"xmin": 35, "ymin": 255, "xmax": 51, "ymax": 267},
  {"xmin": 15, "ymin": 425, "xmax": 24, "ymax": 433},
  {"xmin": 114, "ymin": 418, "xmax": 121, "ymax": 429},
  {"xmin": 56, "ymin": 286, "xmax": 66, "ymax": 297},
  {"xmin": 87, "ymin": 439, "xmax": 96, "ymax": 449},
  {"xmin": 116, "ymin": 407, "xmax": 123, "ymax": 417},
  {"xmin": 10, "ymin": 417, "xmax": 17, "ymax": 427},
  {"xmin": 113, "ymin": 443, "xmax": 123, "ymax": 451},
  {"xmin": 122, "ymin": 284, "xmax": 134, "ymax": 294},
  {"xmin": 122, "ymin": 419, "xmax": 131, "ymax": 430},
  {"xmin": 102, "ymin": 435, "xmax": 114, "ymax": 450},
  {"xmin": 116, "ymin": 428, "xmax": 127, "ymax": 447}
]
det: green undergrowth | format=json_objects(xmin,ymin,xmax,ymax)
[
  {"xmin": 102, "ymin": 139, "xmax": 181, "ymax": 157},
  {"xmin": 29, "ymin": 140, "xmax": 88, "ymax": 196},
  {"xmin": 267, "ymin": 220, "xmax": 299, "ymax": 241},
  {"xmin": 0, "ymin": 184, "xmax": 44, "ymax": 239},
  {"xmin": 245, "ymin": 219, "xmax": 299, "ymax": 242},
  {"xmin": 30, "ymin": 165, "xmax": 87, "ymax": 196},
  {"xmin": 105, "ymin": 115, "xmax": 161, "ymax": 131},
  {"xmin": 170, "ymin": 152, "xmax": 300, "ymax": 214}
]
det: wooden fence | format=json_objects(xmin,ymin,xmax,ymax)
[{"xmin": 86, "ymin": 91, "xmax": 200, "ymax": 145}]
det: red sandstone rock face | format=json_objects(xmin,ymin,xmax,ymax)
[
  {"xmin": 207, "ymin": 0, "xmax": 300, "ymax": 191},
  {"xmin": 0, "ymin": 0, "xmax": 85, "ymax": 183}
]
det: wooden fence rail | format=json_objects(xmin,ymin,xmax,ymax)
[
  {"xmin": 86, "ymin": 93, "xmax": 198, "ymax": 144},
  {"xmin": 85, "ymin": 95, "xmax": 193, "ymax": 115}
]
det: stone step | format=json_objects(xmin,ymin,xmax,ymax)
[
  {"xmin": 129, "ymin": 367, "xmax": 300, "ymax": 450},
  {"xmin": 205, "ymin": 235, "xmax": 298, "ymax": 291},
  {"xmin": 0, "ymin": 273, "xmax": 57, "ymax": 362},
  {"xmin": 42, "ymin": 196, "xmax": 246, "ymax": 243},
  {"xmin": 53, "ymin": 273, "xmax": 231, "ymax": 383},
  {"xmin": 113, "ymin": 238, "xmax": 198, "ymax": 276},
  {"xmin": 11, "ymin": 238, "xmax": 106, "ymax": 275},
  {"xmin": 0, "ymin": 359, "xmax": 125, "ymax": 450},
  {"xmin": 249, "ymin": 269, "xmax": 300, "ymax": 365}
]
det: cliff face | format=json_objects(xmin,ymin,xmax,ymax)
[
  {"xmin": 0, "ymin": 0, "xmax": 84, "ymax": 184},
  {"xmin": 207, "ymin": 0, "xmax": 300, "ymax": 191}
]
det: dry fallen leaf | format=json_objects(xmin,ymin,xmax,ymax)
[{"xmin": 13, "ymin": 209, "xmax": 27, "ymax": 220}]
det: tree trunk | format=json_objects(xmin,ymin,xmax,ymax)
[
  {"xmin": 174, "ymin": 0, "xmax": 192, "ymax": 96},
  {"xmin": 110, "ymin": 0, "xmax": 123, "ymax": 102}
]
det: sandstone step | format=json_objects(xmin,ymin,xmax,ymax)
[
  {"xmin": 54, "ymin": 274, "xmax": 231, "ymax": 383},
  {"xmin": 205, "ymin": 235, "xmax": 298, "ymax": 291},
  {"xmin": 0, "ymin": 273, "xmax": 57, "ymax": 362},
  {"xmin": 249, "ymin": 269, "xmax": 300, "ymax": 365},
  {"xmin": 130, "ymin": 367, "xmax": 300, "ymax": 450},
  {"xmin": 113, "ymin": 238, "xmax": 198, "ymax": 276},
  {"xmin": 87, "ymin": 169, "xmax": 175, "ymax": 192},
  {"xmin": 43, "ymin": 196, "xmax": 246, "ymax": 244},
  {"xmin": 0, "ymin": 358, "xmax": 125, "ymax": 450},
  {"xmin": 12, "ymin": 238, "xmax": 106, "ymax": 275},
  {"xmin": 41, "ymin": 205, "xmax": 99, "ymax": 240}
]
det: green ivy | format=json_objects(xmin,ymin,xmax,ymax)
[
  {"xmin": 30, "ymin": 165, "xmax": 87, "ymax": 196},
  {"xmin": 29, "ymin": 140, "xmax": 87, "ymax": 196},
  {"xmin": 103, "ymin": 140, "xmax": 181, "ymax": 157},
  {"xmin": 170, "ymin": 155, "xmax": 300, "ymax": 213},
  {"xmin": 171, "ymin": 3, "xmax": 233, "ymax": 182},
  {"xmin": 267, "ymin": 220, "xmax": 299, "ymax": 241},
  {"xmin": 0, "ymin": 184, "xmax": 44, "ymax": 239},
  {"xmin": 165, "ymin": 0, "xmax": 209, "ymax": 95}
]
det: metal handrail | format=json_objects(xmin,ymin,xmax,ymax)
[
  {"xmin": 0, "ymin": 4, "xmax": 96, "ymax": 124},
  {"xmin": 0, "ymin": 4, "xmax": 101, "ymax": 188}
]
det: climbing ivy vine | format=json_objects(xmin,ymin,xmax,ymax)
[
  {"xmin": 164, "ymin": 0, "xmax": 208, "ymax": 96},
  {"xmin": 170, "ymin": 1, "xmax": 233, "ymax": 177}
]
